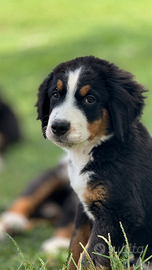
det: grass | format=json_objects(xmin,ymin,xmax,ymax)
[
  {"xmin": 0, "ymin": 0, "xmax": 152, "ymax": 269},
  {"xmin": 5, "ymin": 223, "xmax": 152, "ymax": 270},
  {"xmin": 0, "ymin": 222, "xmax": 68, "ymax": 270}
]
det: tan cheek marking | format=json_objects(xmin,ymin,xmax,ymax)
[
  {"xmin": 83, "ymin": 184, "xmax": 106, "ymax": 205},
  {"xmin": 88, "ymin": 109, "xmax": 109, "ymax": 140},
  {"xmin": 57, "ymin": 79, "xmax": 63, "ymax": 91},
  {"xmin": 79, "ymin": 85, "xmax": 91, "ymax": 96}
]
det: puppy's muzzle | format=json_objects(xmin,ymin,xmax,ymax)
[{"xmin": 51, "ymin": 120, "xmax": 70, "ymax": 136}]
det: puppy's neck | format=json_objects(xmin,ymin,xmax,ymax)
[
  {"xmin": 67, "ymin": 143, "xmax": 93, "ymax": 172},
  {"xmin": 67, "ymin": 137, "xmax": 100, "ymax": 166},
  {"xmin": 67, "ymin": 133, "xmax": 113, "ymax": 169}
]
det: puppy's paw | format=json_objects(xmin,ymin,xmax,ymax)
[
  {"xmin": 0, "ymin": 211, "xmax": 29, "ymax": 240},
  {"xmin": 42, "ymin": 236, "xmax": 70, "ymax": 254}
]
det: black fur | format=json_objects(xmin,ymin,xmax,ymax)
[
  {"xmin": 36, "ymin": 56, "xmax": 152, "ymax": 269},
  {"xmin": 0, "ymin": 96, "xmax": 21, "ymax": 151}
]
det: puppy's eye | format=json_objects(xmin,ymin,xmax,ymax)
[
  {"xmin": 84, "ymin": 95, "xmax": 96, "ymax": 104},
  {"xmin": 52, "ymin": 91, "xmax": 60, "ymax": 99}
]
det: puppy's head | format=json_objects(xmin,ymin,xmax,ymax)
[{"xmin": 36, "ymin": 56, "xmax": 145, "ymax": 147}]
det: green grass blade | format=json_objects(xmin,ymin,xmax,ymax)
[
  {"xmin": 119, "ymin": 222, "xmax": 131, "ymax": 270},
  {"xmin": 38, "ymin": 257, "xmax": 48, "ymax": 270},
  {"xmin": 141, "ymin": 245, "xmax": 149, "ymax": 261},
  {"xmin": 71, "ymin": 256, "xmax": 79, "ymax": 270},
  {"xmin": 79, "ymin": 242, "xmax": 96, "ymax": 270},
  {"xmin": 5, "ymin": 232, "xmax": 28, "ymax": 266}
]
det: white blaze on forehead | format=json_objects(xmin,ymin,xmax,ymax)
[
  {"xmin": 67, "ymin": 68, "xmax": 82, "ymax": 95},
  {"xmin": 49, "ymin": 67, "xmax": 83, "ymax": 120},
  {"xmin": 46, "ymin": 66, "xmax": 90, "ymax": 145}
]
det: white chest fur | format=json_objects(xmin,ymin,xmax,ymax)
[
  {"xmin": 66, "ymin": 135, "xmax": 113, "ymax": 220},
  {"xmin": 67, "ymin": 144, "xmax": 95, "ymax": 220}
]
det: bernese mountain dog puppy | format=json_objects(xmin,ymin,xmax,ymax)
[
  {"xmin": 0, "ymin": 159, "xmax": 77, "ymax": 251},
  {"xmin": 36, "ymin": 56, "xmax": 152, "ymax": 269}
]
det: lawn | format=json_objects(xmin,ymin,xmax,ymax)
[{"xmin": 0, "ymin": 0, "xmax": 152, "ymax": 269}]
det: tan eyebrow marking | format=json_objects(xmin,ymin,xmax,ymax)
[
  {"xmin": 79, "ymin": 85, "xmax": 91, "ymax": 96},
  {"xmin": 57, "ymin": 79, "xmax": 63, "ymax": 91}
]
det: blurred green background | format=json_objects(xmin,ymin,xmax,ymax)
[{"xmin": 0, "ymin": 0, "xmax": 152, "ymax": 268}]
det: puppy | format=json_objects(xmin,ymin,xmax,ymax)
[
  {"xmin": 0, "ymin": 159, "xmax": 77, "ymax": 252},
  {"xmin": 36, "ymin": 56, "xmax": 152, "ymax": 269}
]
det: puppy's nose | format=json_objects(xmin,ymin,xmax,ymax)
[{"xmin": 51, "ymin": 120, "xmax": 70, "ymax": 136}]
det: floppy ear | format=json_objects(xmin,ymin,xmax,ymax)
[
  {"xmin": 106, "ymin": 67, "xmax": 146, "ymax": 141},
  {"xmin": 36, "ymin": 72, "xmax": 54, "ymax": 138}
]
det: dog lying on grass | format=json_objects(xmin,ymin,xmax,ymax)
[
  {"xmin": 36, "ymin": 56, "xmax": 152, "ymax": 270},
  {"xmin": 0, "ymin": 159, "xmax": 77, "ymax": 251}
]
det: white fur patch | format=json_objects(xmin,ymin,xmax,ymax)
[
  {"xmin": 0, "ymin": 212, "xmax": 29, "ymax": 240},
  {"xmin": 68, "ymin": 143, "xmax": 95, "ymax": 220},
  {"xmin": 42, "ymin": 236, "xmax": 70, "ymax": 253},
  {"xmin": 67, "ymin": 68, "xmax": 82, "ymax": 94},
  {"xmin": 46, "ymin": 67, "xmax": 90, "ymax": 147}
]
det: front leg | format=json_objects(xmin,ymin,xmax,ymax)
[
  {"xmin": 80, "ymin": 218, "xmax": 112, "ymax": 270},
  {"xmin": 69, "ymin": 202, "xmax": 93, "ymax": 270},
  {"xmin": 80, "ymin": 212, "xmax": 128, "ymax": 270}
]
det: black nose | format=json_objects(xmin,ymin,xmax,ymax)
[{"xmin": 51, "ymin": 120, "xmax": 70, "ymax": 136}]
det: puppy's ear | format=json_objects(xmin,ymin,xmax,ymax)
[
  {"xmin": 36, "ymin": 73, "xmax": 53, "ymax": 138},
  {"xmin": 107, "ymin": 66, "xmax": 146, "ymax": 141}
]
